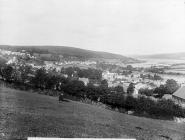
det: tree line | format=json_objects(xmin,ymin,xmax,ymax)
[
  {"xmin": 0, "ymin": 63, "xmax": 184, "ymax": 119},
  {"xmin": 139, "ymin": 79, "xmax": 179, "ymax": 98}
]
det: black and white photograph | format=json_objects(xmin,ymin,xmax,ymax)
[{"xmin": 0, "ymin": 0, "xmax": 185, "ymax": 139}]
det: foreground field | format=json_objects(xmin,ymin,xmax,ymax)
[{"xmin": 0, "ymin": 87, "xmax": 185, "ymax": 140}]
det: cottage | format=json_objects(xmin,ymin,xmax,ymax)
[
  {"xmin": 172, "ymin": 86, "xmax": 185, "ymax": 107},
  {"xmin": 162, "ymin": 94, "xmax": 172, "ymax": 100},
  {"xmin": 79, "ymin": 78, "xmax": 89, "ymax": 86}
]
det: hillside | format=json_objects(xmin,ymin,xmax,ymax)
[
  {"xmin": 0, "ymin": 87, "xmax": 185, "ymax": 140},
  {"xmin": 136, "ymin": 52, "xmax": 185, "ymax": 60},
  {"xmin": 0, "ymin": 45, "xmax": 138, "ymax": 63}
]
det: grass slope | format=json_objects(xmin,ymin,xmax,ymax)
[{"xmin": 0, "ymin": 87, "xmax": 185, "ymax": 140}]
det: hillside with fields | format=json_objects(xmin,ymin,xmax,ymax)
[
  {"xmin": 136, "ymin": 52, "xmax": 185, "ymax": 60},
  {"xmin": 0, "ymin": 45, "xmax": 139, "ymax": 63},
  {"xmin": 0, "ymin": 87, "xmax": 185, "ymax": 140}
]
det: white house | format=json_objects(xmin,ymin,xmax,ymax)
[{"xmin": 79, "ymin": 78, "xmax": 89, "ymax": 86}]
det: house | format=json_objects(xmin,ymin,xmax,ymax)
[
  {"xmin": 162, "ymin": 94, "xmax": 172, "ymax": 100},
  {"xmin": 79, "ymin": 78, "xmax": 89, "ymax": 86},
  {"xmin": 89, "ymin": 79, "xmax": 101, "ymax": 87},
  {"xmin": 172, "ymin": 86, "xmax": 185, "ymax": 107},
  {"xmin": 122, "ymin": 82, "xmax": 130, "ymax": 91}
]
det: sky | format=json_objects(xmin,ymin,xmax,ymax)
[{"xmin": 0, "ymin": 0, "xmax": 185, "ymax": 55}]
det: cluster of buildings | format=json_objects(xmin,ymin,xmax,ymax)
[
  {"xmin": 0, "ymin": 49, "xmax": 36, "ymax": 66},
  {"xmin": 55, "ymin": 60, "xmax": 96, "ymax": 66},
  {"xmin": 2, "ymin": 48, "xmax": 185, "ymax": 108},
  {"xmin": 102, "ymin": 71, "xmax": 160, "ymax": 90},
  {"xmin": 1, "ymin": 49, "xmax": 96, "ymax": 72},
  {"xmin": 102, "ymin": 70, "xmax": 175, "ymax": 97},
  {"xmin": 0, "ymin": 49, "xmax": 35, "ymax": 59},
  {"xmin": 102, "ymin": 70, "xmax": 185, "ymax": 108},
  {"xmin": 0, "ymin": 49, "xmax": 25, "ymax": 56}
]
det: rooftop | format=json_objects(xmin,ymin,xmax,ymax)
[{"xmin": 173, "ymin": 86, "xmax": 185, "ymax": 100}]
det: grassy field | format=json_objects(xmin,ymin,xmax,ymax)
[{"xmin": 0, "ymin": 87, "xmax": 185, "ymax": 140}]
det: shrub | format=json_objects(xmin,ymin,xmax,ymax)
[
  {"xmin": 139, "ymin": 88, "xmax": 154, "ymax": 96},
  {"xmin": 63, "ymin": 80, "xmax": 86, "ymax": 98},
  {"xmin": 102, "ymin": 92, "xmax": 185, "ymax": 119},
  {"xmin": 124, "ymin": 95, "xmax": 137, "ymax": 111},
  {"xmin": 135, "ymin": 96, "xmax": 155, "ymax": 113}
]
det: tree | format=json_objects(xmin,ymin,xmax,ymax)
[
  {"xmin": 153, "ymin": 85, "xmax": 168, "ymax": 98},
  {"xmin": 127, "ymin": 83, "xmax": 135, "ymax": 94},
  {"xmin": 126, "ymin": 65, "xmax": 133, "ymax": 71},
  {"xmin": 64, "ymin": 80, "xmax": 85, "ymax": 98},
  {"xmin": 154, "ymin": 74, "xmax": 163, "ymax": 81},
  {"xmin": 100, "ymin": 79, "xmax": 108, "ymax": 88},
  {"xmin": 0, "ymin": 57, "xmax": 6, "ymax": 70},
  {"xmin": 114, "ymin": 85, "xmax": 125, "ymax": 93},
  {"xmin": 45, "ymin": 75, "xmax": 58, "ymax": 90},
  {"xmin": 139, "ymin": 88, "xmax": 153, "ymax": 96},
  {"xmin": 86, "ymin": 84, "xmax": 99, "ymax": 101},
  {"xmin": 65, "ymin": 67, "xmax": 74, "ymax": 77},
  {"xmin": 1, "ymin": 65, "xmax": 14, "ymax": 82},
  {"xmin": 11, "ymin": 68, "xmax": 22, "ymax": 84},
  {"xmin": 125, "ymin": 95, "xmax": 137, "ymax": 110},
  {"xmin": 122, "ymin": 70, "xmax": 132, "ymax": 76},
  {"xmin": 19, "ymin": 65, "xmax": 32, "ymax": 84},
  {"xmin": 165, "ymin": 79, "xmax": 179, "ymax": 94},
  {"xmin": 32, "ymin": 68, "xmax": 47, "ymax": 89}
]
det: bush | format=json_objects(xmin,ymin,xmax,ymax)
[
  {"xmin": 102, "ymin": 93, "xmax": 185, "ymax": 119},
  {"xmin": 63, "ymin": 80, "xmax": 86, "ymax": 98},
  {"xmin": 124, "ymin": 95, "xmax": 137, "ymax": 110},
  {"xmin": 102, "ymin": 93, "xmax": 126, "ymax": 108},
  {"xmin": 139, "ymin": 88, "xmax": 154, "ymax": 96},
  {"xmin": 135, "ymin": 96, "xmax": 155, "ymax": 113}
]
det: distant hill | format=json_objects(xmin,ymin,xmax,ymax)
[
  {"xmin": 0, "ymin": 45, "xmax": 139, "ymax": 63},
  {"xmin": 136, "ymin": 52, "xmax": 185, "ymax": 60}
]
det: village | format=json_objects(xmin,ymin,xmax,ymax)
[
  {"xmin": 1, "ymin": 48, "xmax": 185, "ymax": 109},
  {"xmin": 1, "ymin": 0, "xmax": 185, "ymax": 139},
  {"xmin": 102, "ymin": 67, "xmax": 185, "ymax": 108}
]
